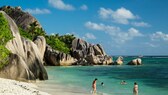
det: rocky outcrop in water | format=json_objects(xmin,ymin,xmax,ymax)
[
  {"xmin": 44, "ymin": 45, "xmax": 77, "ymax": 66},
  {"xmin": 71, "ymin": 38, "xmax": 113, "ymax": 65},
  {"xmin": 0, "ymin": 6, "xmax": 42, "ymax": 32},
  {"xmin": 127, "ymin": 58, "xmax": 142, "ymax": 65},
  {"xmin": 44, "ymin": 38, "xmax": 112, "ymax": 66},
  {"xmin": 0, "ymin": 11, "xmax": 48, "ymax": 81},
  {"xmin": 113, "ymin": 56, "xmax": 123, "ymax": 65}
]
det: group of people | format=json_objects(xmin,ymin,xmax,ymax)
[{"xmin": 92, "ymin": 78, "xmax": 138, "ymax": 95}]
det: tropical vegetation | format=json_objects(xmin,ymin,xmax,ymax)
[
  {"xmin": 19, "ymin": 22, "xmax": 75, "ymax": 54},
  {"xmin": 0, "ymin": 13, "xmax": 13, "ymax": 68}
]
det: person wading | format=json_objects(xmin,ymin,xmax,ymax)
[
  {"xmin": 92, "ymin": 78, "xmax": 98, "ymax": 93},
  {"xmin": 133, "ymin": 82, "xmax": 138, "ymax": 95}
]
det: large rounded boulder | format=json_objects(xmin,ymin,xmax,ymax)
[
  {"xmin": 113, "ymin": 56, "xmax": 123, "ymax": 65},
  {"xmin": 127, "ymin": 58, "xmax": 142, "ymax": 65},
  {"xmin": 0, "ymin": 11, "xmax": 48, "ymax": 81}
]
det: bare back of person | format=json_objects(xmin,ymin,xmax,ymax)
[
  {"xmin": 133, "ymin": 82, "xmax": 138, "ymax": 95},
  {"xmin": 92, "ymin": 78, "xmax": 97, "ymax": 93}
]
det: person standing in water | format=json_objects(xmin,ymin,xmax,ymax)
[
  {"xmin": 133, "ymin": 82, "xmax": 138, "ymax": 95},
  {"xmin": 92, "ymin": 78, "xmax": 98, "ymax": 93}
]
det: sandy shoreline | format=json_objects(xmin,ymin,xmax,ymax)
[
  {"xmin": 0, "ymin": 78, "xmax": 50, "ymax": 95},
  {"xmin": 36, "ymin": 81, "xmax": 91, "ymax": 95},
  {"xmin": 0, "ymin": 78, "xmax": 91, "ymax": 95}
]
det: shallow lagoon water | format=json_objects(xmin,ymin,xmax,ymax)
[{"xmin": 37, "ymin": 56, "xmax": 168, "ymax": 95}]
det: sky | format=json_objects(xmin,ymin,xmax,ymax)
[{"xmin": 1, "ymin": 0, "xmax": 168, "ymax": 56}]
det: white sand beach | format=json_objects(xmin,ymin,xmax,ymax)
[{"xmin": 0, "ymin": 78, "xmax": 50, "ymax": 95}]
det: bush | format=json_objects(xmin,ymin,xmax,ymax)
[
  {"xmin": 19, "ymin": 21, "xmax": 46, "ymax": 40},
  {"xmin": 0, "ymin": 13, "xmax": 13, "ymax": 68},
  {"xmin": 19, "ymin": 27, "xmax": 33, "ymax": 40},
  {"xmin": 45, "ymin": 34, "xmax": 70, "ymax": 53},
  {"xmin": 58, "ymin": 34, "xmax": 75, "ymax": 49}
]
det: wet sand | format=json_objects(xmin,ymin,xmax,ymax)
[{"xmin": 36, "ymin": 81, "xmax": 91, "ymax": 95}]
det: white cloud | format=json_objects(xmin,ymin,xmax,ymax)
[
  {"xmin": 85, "ymin": 21, "xmax": 143, "ymax": 43},
  {"xmin": 84, "ymin": 33, "xmax": 96, "ymax": 40},
  {"xmin": 151, "ymin": 31, "xmax": 168, "ymax": 41},
  {"xmin": 85, "ymin": 21, "xmax": 120, "ymax": 32},
  {"xmin": 48, "ymin": 0, "xmax": 75, "ymax": 11},
  {"xmin": 132, "ymin": 22, "xmax": 151, "ymax": 27},
  {"xmin": 98, "ymin": 7, "xmax": 137, "ymax": 24},
  {"xmin": 116, "ymin": 28, "xmax": 143, "ymax": 43},
  {"xmin": 80, "ymin": 4, "xmax": 88, "ymax": 10},
  {"xmin": 145, "ymin": 42, "xmax": 158, "ymax": 48},
  {"xmin": 128, "ymin": 28, "xmax": 143, "ymax": 37},
  {"xmin": 24, "ymin": 8, "xmax": 51, "ymax": 14},
  {"xmin": 98, "ymin": 8, "xmax": 112, "ymax": 19}
]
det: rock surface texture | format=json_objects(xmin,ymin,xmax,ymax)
[
  {"xmin": 71, "ymin": 38, "xmax": 113, "ymax": 65},
  {"xmin": 44, "ymin": 45, "xmax": 77, "ymax": 66},
  {"xmin": 113, "ymin": 56, "xmax": 123, "ymax": 65},
  {"xmin": 0, "ymin": 6, "xmax": 42, "ymax": 32},
  {"xmin": 127, "ymin": 58, "xmax": 142, "ymax": 65},
  {"xmin": 0, "ymin": 11, "xmax": 48, "ymax": 81}
]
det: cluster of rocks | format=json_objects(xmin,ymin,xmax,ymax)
[
  {"xmin": 71, "ymin": 38, "xmax": 113, "ymax": 65},
  {"xmin": 44, "ymin": 38, "xmax": 113, "ymax": 66},
  {"xmin": 44, "ymin": 38, "xmax": 142, "ymax": 66},
  {"xmin": 112, "ymin": 56, "xmax": 142, "ymax": 65}
]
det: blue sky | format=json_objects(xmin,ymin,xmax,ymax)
[{"xmin": 1, "ymin": 0, "xmax": 168, "ymax": 55}]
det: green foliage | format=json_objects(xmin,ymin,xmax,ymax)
[
  {"xmin": 45, "ymin": 34, "xmax": 71, "ymax": 54},
  {"xmin": 19, "ymin": 24, "xmax": 76, "ymax": 54},
  {"xmin": 19, "ymin": 21, "xmax": 46, "ymax": 40},
  {"xmin": 58, "ymin": 34, "xmax": 76, "ymax": 48},
  {"xmin": 0, "ymin": 13, "xmax": 13, "ymax": 68},
  {"xmin": 17, "ymin": 16, "xmax": 75, "ymax": 54},
  {"xmin": 19, "ymin": 27, "xmax": 33, "ymax": 40},
  {"xmin": 29, "ymin": 21, "xmax": 46, "ymax": 37},
  {"xmin": 45, "ymin": 34, "xmax": 75, "ymax": 54}
]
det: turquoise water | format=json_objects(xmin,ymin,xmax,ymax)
[{"xmin": 37, "ymin": 56, "xmax": 168, "ymax": 95}]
